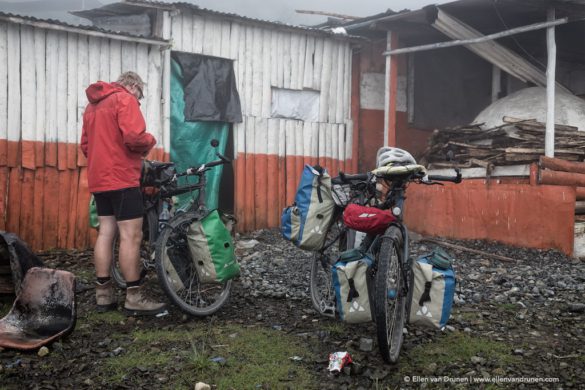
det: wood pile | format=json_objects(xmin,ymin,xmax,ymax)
[{"xmin": 420, "ymin": 117, "xmax": 585, "ymax": 169}]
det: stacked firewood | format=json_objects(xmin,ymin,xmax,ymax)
[{"xmin": 420, "ymin": 117, "xmax": 585, "ymax": 169}]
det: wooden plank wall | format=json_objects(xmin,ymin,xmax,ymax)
[
  {"xmin": 171, "ymin": 13, "xmax": 354, "ymax": 231},
  {"xmin": 0, "ymin": 21, "xmax": 165, "ymax": 250}
]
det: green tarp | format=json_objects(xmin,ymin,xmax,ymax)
[{"xmin": 170, "ymin": 59, "xmax": 229, "ymax": 210}]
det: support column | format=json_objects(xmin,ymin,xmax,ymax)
[
  {"xmin": 545, "ymin": 7, "xmax": 557, "ymax": 158},
  {"xmin": 384, "ymin": 31, "xmax": 398, "ymax": 147}
]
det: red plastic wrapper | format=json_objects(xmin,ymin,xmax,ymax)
[{"xmin": 328, "ymin": 351, "xmax": 352, "ymax": 373}]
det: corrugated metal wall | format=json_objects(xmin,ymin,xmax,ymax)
[
  {"xmin": 0, "ymin": 21, "xmax": 166, "ymax": 250},
  {"xmin": 170, "ymin": 12, "xmax": 354, "ymax": 231}
]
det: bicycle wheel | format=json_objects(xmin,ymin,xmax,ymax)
[
  {"xmin": 155, "ymin": 211, "xmax": 231, "ymax": 316},
  {"xmin": 111, "ymin": 208, "xmax": 158, "ymax": 289},
  {"xmin": 374, "ymin": 225, "xmax": 406, "ymax": 363},
  {"xmin": 309, "ymin": 215, "xmax": 349, "ymax": 317}
]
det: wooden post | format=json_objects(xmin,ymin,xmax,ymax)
[{"xmin": 545, "ymin": 8, "xmax": 556, "ymax": 158}]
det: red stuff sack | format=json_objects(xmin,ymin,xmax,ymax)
[{"xmin": 343, "ymin": 204, "xmax": 395, "ymax": 235}]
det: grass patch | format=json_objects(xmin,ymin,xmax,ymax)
[
  {"xmin": 99, "ymin": 324, "xmax": 317, "ymax": 388},
  {"xmin": 83, "ymin": 310, "xmax": 126, "ymax": 326},
  {"xmin": 393, "ymin": 332, "xmax": 520, "ymax": 383},
  {"xmin": 322, "ymin": 322, "xmax": 347, "ymax": 337}
]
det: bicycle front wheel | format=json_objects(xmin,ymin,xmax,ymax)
[
  {"xmin": 374, "ymin": 225, "xmax": 406, "ymax": 363},
  {"xmin": 155, "ymin": 211, "xmax": 231, "ymax": 317}
]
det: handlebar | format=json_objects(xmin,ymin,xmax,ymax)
[
  {"xmin": 184, "ymin": 152, "xmax": 231, "ymax": 176},
  {"xmin": 426, "ymin": 168, "xmax": 462, "ymax": 184},
  {"xmin": 332, "ymin": 171, "xmax": 369, "ymax": 185}
]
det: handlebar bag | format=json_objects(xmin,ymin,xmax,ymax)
[
  {"xmin": 281, "ymin": 165, "xmax": 335, "ymax": 251},
  {"xmin": 409, "ymin": 256, "xmax": 456, "ymax": 329},
  {"xmin": 141, "ymin": 160, "xmax": 177, "ymax": 187},
  {"xmin": 185, "ymin": 210, "xmax": 240, "ymax": 284},
  {"xmin": 332, "ymin": 250, "xmax": 373, "ymax": 323},
  {"xmin": 342, "ymin": 204, "xmax": 395, "ymax": 235}
]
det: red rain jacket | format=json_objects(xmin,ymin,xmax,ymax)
[{"xmin": 80, "ymin": 82, "xmax": 156, "ymax": 193}]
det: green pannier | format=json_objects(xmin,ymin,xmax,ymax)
[{"xmin": 186, "ymin": 210, "xmax": 240, "ymax": 283}]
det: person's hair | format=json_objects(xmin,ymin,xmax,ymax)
[{"xmin": 116, "ymin": 71, "xmax": 145, "ymax": 90}]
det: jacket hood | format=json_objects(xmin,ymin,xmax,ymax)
[{"xmin": 85, "ymin": 81, "xmax": 128, "ymax": 104}]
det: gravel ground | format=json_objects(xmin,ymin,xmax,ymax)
[{"xmin": 1, "ymin": 228, "xmax": 584, "ymax": 388}]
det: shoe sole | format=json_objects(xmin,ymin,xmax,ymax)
[
  {"xmin": 96, "ymin": 303, "xmax": 118, "ymax": 312},
  {"xmin": 123, "ymin": 306, "xmax": 167, "ymax": 316}
]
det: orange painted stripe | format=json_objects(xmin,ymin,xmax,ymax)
[
  {"xmin": 57, "ymin": 142, "xmax": 68, "ymax": 171},
  {"xmin": 6, "ymin": 168, "xmax": 22, "ymax": 235},
  {"xmin": 21, "ymin": 140, "xmax": 35, "ymax": 169},
  {"xmin": 66, "ymin": 169, "xmax": 79, "ymax": 249},
  {"xmin": 20, "ymin": 169, "xmax": 35, "ymax": 245},
  {"xmin": 67, "ymin": 143, "xmax": 77, "ymax": 170},
  {"xmin": 77, "ymin": 146, "xmax": 87, "ymax": 167},
  {"xmin": 0, "ymin": 139, "xmax": 6, "ymax": 166},
  {"xmin": 43, "ymin": 168, "xmax": 59, "ymax": 249},
  {"xmin": 235, "ymin": 154, "xmax": 246, "ymax": 231},
  {"xmin": 32, "ymin": 169, "xmax": 45, "ymax": 251},
  {"xmin": 45, "ymin": 142, "xmax": 57, "ymax": 167},
  {"xmin": 35, "ymin": 142, "xmax": 44, "ymax": 168},
  {"xmin": 278, "ymin": 156, "xmax": 286, "ymax": 227},
  {"xmin": 285, "ymin": 155, "xmax": 295, "ymax": 206},
  {"xmin": 266, "ymin": 154, "xmax": 279, "ymax": 228},
  {"xmin": 7, "ymin": 141, "xmax": 19, "ymax": 168},
  {"xmin": 57, "ymin": 169, "xmax": 71, "ymax": 248},
  {"xmin": 245, "ymin": 154, "xmax": 255, "ymax": 231},
  {"xmin": 0, "ymin": 167, "xmax": 8, "ymax": 231},
  {"xmin": 76, "ymin": 167, "xmax": 90, "ymax": 248},
  {"xmin": 254, "ymin": 154, "xmax": 268, "ymax": 229}
]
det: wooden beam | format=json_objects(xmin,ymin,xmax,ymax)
[
  {"xmin": 383, "ymin": 16, "xmax": 569, "ymax": 56},
  {"xmin": 540, "ymin": 156, "xmax": 585, "ymax": 174},
  {"xmin": 539, "ymin": 169, "xmax": 585, "ymax": 187}
]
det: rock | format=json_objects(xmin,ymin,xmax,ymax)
[
  {"xmin": 559, "ymin": 362, "xmax": 569, "ymax": 369},
  {"xmin": 463, "ymin": 327, "xmax": 472, "ymax": 333},
  {"xmin": 112, "ymin": 347, "xmax": 124, "ymax": 356},
  {"xmin": 237, "ymin": 239, "xmax": 260, "ymax": 250},
  {"xmin": 195, "ymin": 382, "xmax": 211, "ymax": 390},
  {"xmin": 471, "ymin": 356, "xmax": 486, "ymax": 365},
  {"xmin": 427, "ymin": 362, "xmax": 438, "ymax": 373},
  {"xmin": 445, "ymin": 325, "xmax": 456, "ymax": 332},
  {"xmin": 513, "ymin": 349, "xmax": 525, "ymax": 356},
  {"xmin": 358, "ymin": 338, "xmax": 373, "ymax": 352},
  {"xmin": 567, "ymin": 303, "xmax": 585, "ymax": 313},
  {"xmin": 83, "ymin": 379, "xmax": 93, "ymax": 386},
  {"xmin": 37, "ymin": 346, "xmax": 49, "ymax": 357}
]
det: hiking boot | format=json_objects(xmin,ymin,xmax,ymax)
[
  {"xmin": 95, "ymin": 280, "xmax": 117, "ymax": 312},
  {"xmin": 123, "ymin": 284, "xmax": 167, "ymax": 316}
]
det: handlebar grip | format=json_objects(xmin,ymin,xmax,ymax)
[
  {"xmin": 427, "ymin": 174, "xmax": 462, "ymax": 183},
  {"xmin": 216, "ymin": 152, "xmax": 231, "ymax": 163}
]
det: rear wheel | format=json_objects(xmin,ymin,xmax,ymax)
[
  {"xmin": 155, "ymin": 211, "xmax": 231, "ymax": 316},
  {"xmin": 111, "ymin": 209, "xmax": 158, "ymax": 289},
  {"xmin": 374, "ymin": 225, "xmax": 406, "ymax": 363},
  {"xmin": 309, "ymin": 215, "xmax": 350, "ymax": 317}
]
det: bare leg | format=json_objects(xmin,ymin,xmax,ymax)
[
  {"xmin": 117, "ymin": 217, "xmax": 143, "ymax": 282},
  {"xmin": 94, "ymin": 216, "xmax": 117, "ymax": 278}
]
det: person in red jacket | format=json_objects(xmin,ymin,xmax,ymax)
[{"xmin": 81, "ymin": 71, "xmax": 166, "ymax": 316}]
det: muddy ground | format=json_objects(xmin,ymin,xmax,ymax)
[{"xmin": 0, "ymin": 229, "xmax": 584, "ymax": 389}]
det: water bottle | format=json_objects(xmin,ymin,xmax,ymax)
[{"xmin": 158, "ymin": 201, "xmax": 171, "ymax": 232}]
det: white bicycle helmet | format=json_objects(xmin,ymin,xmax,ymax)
[{"xmin": 376, "ymin": 146, "xmax": 416, "ymax": 167}]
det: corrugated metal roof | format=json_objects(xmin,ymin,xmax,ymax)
[
  {"xmin": 0, "ymin": 10, "xmax": 168, "ymax": 43},
  {"xmin": 119, "ymin": 0, "xmax": 357, "ymax": 39}
]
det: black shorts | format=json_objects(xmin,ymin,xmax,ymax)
[{"xmin": 93, "ymin": 187, "xmax": 144, "ymax": 221}]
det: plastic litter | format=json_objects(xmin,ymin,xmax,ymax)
[{"xmin": 328, "ymin": 351, "xmax": 352, "ymax": 373}]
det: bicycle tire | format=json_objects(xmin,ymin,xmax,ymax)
[
  {"xmin": 111, "ymin": 208, "xmax": 158, "ymax": 289},
  {"xmin": 309, "ymin": 215, "xmax": 349, "ymax": 318},
  {"xmin": 155, "ymin": 211, "xmax": 231, "ymax": 317},
  {"xmin": 374, "ymin": 225, "xmax": 406, "ymax": 363}
]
